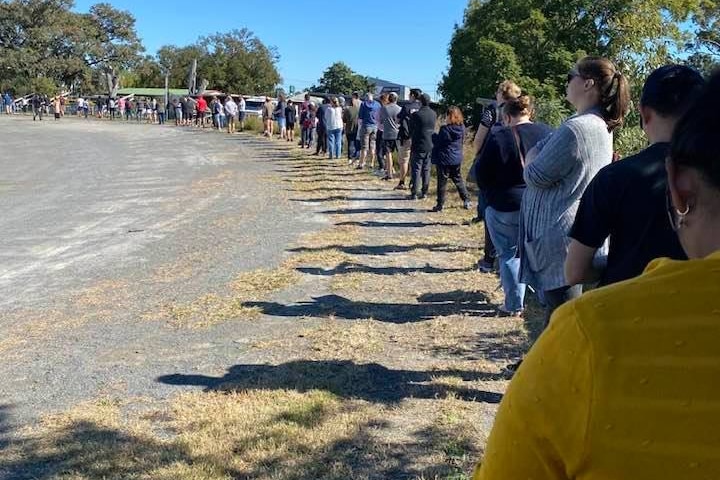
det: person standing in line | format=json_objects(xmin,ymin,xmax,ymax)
[
  {"xmin": 76, "ymin": 97, "xmax": 84, "ymax": 117},
  {"xmin": 285, "ymin": 99, "xmax": 297, "ymax": 143},
  {"xmin": 274, "ymin": 93, "xmax": 287, "ymax": 140},
  {"xmin": 224, "ymin": 95, "xmax": 238, "ymax": 134},
  {"xmin": 475, "ymin": 96, "xmax": 553, "ymax": 315},
  {"xmin": 357, "ymin": 92, "xmax": 380, "ymax": 169},
  {"xmin": 237, "ymin": 94, "xmax": 246, "ymax": 131},
  {"xmin": 520, "ymin": 56, "xmax": 630, "ymax": 327},
  {"xmin": 565, "ymin": 64, "xmax": 705, "ymax": 288},
  {"xmin": 408, "ymin": 93, "xmax": 437, "ymax": 200},
  {"xmin": 315, "ymin": 98, "xmax": 329, "ymax": 156},
  {"xmin": 395, "ymin": 88, "xmax": 422, "ymax": 190},
  {"xmin": 343, "ymin": 92, "xmax": 361, "ymax": 162},
  {"xmin": 431, "ymin": 106, "xmax": 473, "ymax": 211},
  {"xmin": 373, "ymin": 93, "xmax": 389, "ymax": 175},
  {"xmin": 196, "ymin": 95, "xmax": 207, "ymax": 128},
  {"xmin": 53, "ymin": 95, "xmax": 62, "ymax": 120},
  {"xmin": 380, "ymin": 92, "xmax": 402, "ymax": 181},
  {"xmin": 173, "ymin": 98, "xmax": 182, "ymax": 126},
  {"xmin": 262, "ymin": 96, "xmax": 274, "ymax": 137},
  {"xmin": 325, "ymin": 96, "xmax": 344, "ymax": 159},
  {"xmin": 156, "ymin": 97, "xmax": 166, "ymax": 124},
  {"xmin": 31, "ymin": 93, "xmax": 43, "ymax": 121},
  {"xmin": 301, "ymin": 103, "xmax": 316, "ymax": 149},
  {"xmin": 118, "ymin": 96, "xmax": 126, "ymax": 119}
]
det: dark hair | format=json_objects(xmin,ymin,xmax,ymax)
[
  {"xmin": 420, "ymin": 93, "xmax": 431, "ymax": 106},
  {"xmin": 669, "ymin": 69, "xmax": 720, "ymax": 190},
  {"xmin": 576, "ymin": 56, "xmax": 631, "ymax": 132},
  {"xmin": 446, "ymin": 106, "xmax": 464, "ymax": 125},
  {"xmin": 410, "ymin": 88, "xmax": 422, "ymax": 99},
  {"xmin": 641, "ymin": 64, "xmax": 705, "ymax": 118},
  {"xmin": 502, "ymin": 94, "xmax": 533, "ymax": 118},
  {"xmin": 352, "ymin": 92, "xmax": 359, "ymax": 99}
]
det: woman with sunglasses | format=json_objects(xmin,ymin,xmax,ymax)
[
  {"xmin": 519, "ymin": 56, "xmax": 630, "ymax": 326},
  {"xmin": 474, "ymin": 70, "xmax": 720, "ymax": 480}
]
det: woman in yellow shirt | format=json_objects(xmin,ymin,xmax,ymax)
[{"xmin": 474, "ymin": 70, "xmax": 720, "ymax": 479}]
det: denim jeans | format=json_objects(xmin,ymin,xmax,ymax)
[
  {"xmin": 485, "ymin": 206, "xmax": 525, "ymax": 312},
  {"xmin": 327, "ymin": 128, "xmax": 343, "ymax": 158}
]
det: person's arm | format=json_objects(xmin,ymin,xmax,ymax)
[
  {"xmin": 474, "ymin": 135, "xmax": 501, "ymax": 191},
  {"xmin": 565, "ymin": 169, "xmax": 615, "ymax": 284},
  {"xmin": 565, "ymin": 240, "xmax": 601, "ymax": 285},
  {"xmin": 473, "ymin": 105, "xmax": 495, "ymax": 154},
  {"xmin": 523, "ymin": 124, "xmax": 578, "ymax": 188},
  {"xmin": 473, "ymin": 303, "xmax": 592, "ymax": 480}
]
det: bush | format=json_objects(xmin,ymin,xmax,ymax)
[
  {"xmin": 244, "ymin": 115, "xmax": 264, "ymax": 133},
  {"xmin": 533, "ymin": 97, "xmax": 570, "ymax": 127},
  {"xmin": 614, "ymin": 125, "xmax": 647, "ymax": 158}
]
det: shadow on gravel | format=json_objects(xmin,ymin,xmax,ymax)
[
  {"xmin": 157, "ymin": 360, "xmax": 505, "ymax": 404},
  {"xmin": 244, "ymin": 291, "xmax": 498, "ymax": 324},
  {"xmin": 320, "ymin": 207, "xmax": 418, "ymax": 215},
  {"xmin": 296, "ymin": 262, "xmax": 473, "ymax": 276},
  {"xmin": 0, "ymin": 404, "xmax": 12, "ymax": 452},
  {"xmin": 288, "ymin": 187, "xmax": 385, "ymax": 193},
  {"xmin": 288, "ymin": 243, "xmax": 469, "ymax": 256},
  {"xmin": 289, "ymin": 196, "xmax": 406, "ymax": 203},
  {"xmin": 336, "ymin": 220, "xmax": 459, "ymax": 228}
]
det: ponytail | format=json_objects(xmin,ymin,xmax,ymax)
[{"xmin": 577, "ymin": 56, "xmax": 631, "ymax": 132}]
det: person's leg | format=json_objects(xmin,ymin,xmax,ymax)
[
  {"xmin": 485, "ymin": 207, "xmax": 526, "ymax": 313},
  {"xmin": 335, "ymin": 129, "xmax": 343, "ymax": 158},
  {"xmin": 375, "ymin": 130, "xmax": 384, "ymax": 171},
  {"xmin": 327, "ymin": 129, "xmax": 335, "ymax": 158},
  {"xmin": 385, "ymin": 147, "xmax": 395, "ymax": 179},
  {"xmin": 449, "ymin": 165, "xmax": 470, "ymax": 203},
  {"xmin": 359, "ymin": 127, "xmax": 369, "ymax": 166},
  {"xmin": 421, "ymin": 153, "xmax": 431, "ymax": 197},
  {"xmin": 410, "ymin": 153, "xmax": 421, "ymax": 198},
  {"xmin": 346, "ymin": 132, "xmax": 354, "ymax": 160},
  {"xmin": 367, "ymin": 128, "xmax": 377, "ymax": 169},
  {"xmin": 435, "ymin": 164, "xmax": 449, "ymax": 208},
  {"xmin": 542, "ymin": 285, "xmax": 583, "ymax": 327}
]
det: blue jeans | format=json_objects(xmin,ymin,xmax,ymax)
[
  {"xmin": 485, "ymin": 206, "xmax": 525, "ymax": 312},
  {"xmin": 327, "ymin": 128, "xmax": 343, "ymax": 158}
]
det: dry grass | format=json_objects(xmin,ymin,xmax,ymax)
[{"xmin": 149, "ymin": 267, "xmax": 301, "ymax": 328}]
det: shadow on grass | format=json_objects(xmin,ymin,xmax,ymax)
[
  {"xmin": 158, "ymin": 359, "xmax": 504, "ymax": 404},
  {"xmin": 244, "ymin": 291, "xmax": 498, "ymax": 324},
  {"xmin": 296, "ymin": 262, "xmax": 473, "ymax": 276},
  {"xmin": 290, "ymin": 196, "xmax": 407, "ymax": 203},
  {"xmin": 288, "ymin": 243, "xmax": 469, "ymax": 256},
  {"xmin": 320, "ymin": 207, "xmax": 418, "ymax": 215},
  {"xmin": 336, "ymin": 220, "xmax": 460, "ymax": 228},
  {"xmin": 288, "ymin": 187, "xmax": 385, "ymax": 193}
]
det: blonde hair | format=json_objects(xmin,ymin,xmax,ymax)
[{"xmin": 496, "ymin": 80, "xmax": 521, "ymax": 102}]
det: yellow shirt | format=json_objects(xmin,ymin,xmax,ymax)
[{"xmin": 474, "ymin": 251, "xmax": 720, "ymax": 480}]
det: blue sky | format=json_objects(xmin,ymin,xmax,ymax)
[{"xmin": 73, "ymin": 0, "xmax": 469, "ymax": 98}]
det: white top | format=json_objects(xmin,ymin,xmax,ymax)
[{"xmin": 325, "ymin": 106, "xmax": 344, "ymax": 130}]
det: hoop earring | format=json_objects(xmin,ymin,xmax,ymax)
[{"xmin": 676, "ymin": 204, "xmax": 691, "ymax": 229}]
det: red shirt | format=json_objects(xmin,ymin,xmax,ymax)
[{"xmin": 196, "ymin": 97, "xmax": 207, "ymax": 112}]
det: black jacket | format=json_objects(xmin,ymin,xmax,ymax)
[
  {"xmin": 410, "ymin": 106, "xmax": 437, "ymax": 154},
  {"xmin": 431, "ymin": 124, "xmax": 465, "ymax": 166},
  {"xmin": 398, "ymin": 99, "xmax": 421, "ymax": 142}
]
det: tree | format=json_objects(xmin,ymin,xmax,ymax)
[
  {"xmin": 440, "ymin": 0, "xmax": 716, "ymax": 125},
  {"xmin": 311, "ymin": 62, "xmax": 375, "ymax": 94}
]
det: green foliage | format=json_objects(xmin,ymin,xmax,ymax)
[
  {"xmin": 533, "ymin": 97, "xmax": 570, "ymax": 127},
  {"xmin": 614, "ymin": 125, "xmax": 648, "ymax": 158},
  {"xmin": 440, "ymin": 0, "xmax": 718, "ymax": 125},
  {"xmin": 155, "ymin": 29, "xmax": 281, "ymax": 95},
  {"xmin": 0, "ymin": 0, "xmax": 143, "ymax": 95},
  {"xmin": 311, "ymin": 62, "xmax": 375, "ymax": 95}
]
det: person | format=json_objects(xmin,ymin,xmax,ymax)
[
  {"xmin": 156, "ymin": 97, "xmax": 166, "ymax": 124},
  {"xmin": 473, "ymin": 80, "xmax": 521, "ymax": 273},
  {"xmin": 520, "ymin": 56, "xmax": 630, "ymax": 327},
  {"xmin": 76, "ymin": 97, "xmax": 85, "ymax": 117},
  {"xmin": 325, "ymin": 96, "xmax": 344, "ymax": 159},
  {"xmin": 395, "ymin": 88, "xmax": 422, "ymax": 190},
  {"xmin": 475, "ymin": 96, "xmax": 553, "ymax": 315},
  {"xmin": 343, "ymin": 92, "xmax": 361, "ymax": 162},
  {"xmin": 3, "ymin": 92, "xmax": 11, "ymax": 115},
  {"xmin": 430, "ymin": 106, "xmax": 472, "ymax": 211},
  {"xmin": 357, "ymin": 92, "xmax": 380, "ymax": 169},
  {"xmin": 224, "ymin": 95, "xmax": 238, "ymax": 134},
  {"xmin": 196, "ymin": 95, "xmax": 208, "ymax": 127},
  {"xmin": 53, "ymin": 95, "xmax": 62, "ymax": 120},
  {"xmin": 473, "ymin": 70, "xmax": 720, "ymax": 480},
  {"xmin": 274, "ymin": 93, "xmax": 287, "ymax": 140},
  {"xmin": 374, "ymin": 93, "xmax": 389, "ymax": 175},
  {"xmin": 108, "ymin": 97, "xmax": 116, "ymax": 119},
  {"xmin": 285, "ymin": 99, "xmax": 297, "ymax": 143},
  {"xmin": 315, "ymin": 98, "xmax": 329, "ymax": 156},
  {"xmin": 301, "ymin": 103, "xmax": 316, "ymax": 149},
  {"xmin": 118, "ymin": 97, "xmax": 126, "ymax": 119},
  {"xmin": 262, "ymin": 96, "xmax": 274, "ymax": 137},
  {"xmin": 408, "ymin": 93, "xmax": 437, "ymax": 200},
  {"xmin": 31, "ymin": 93, "xmax": 43, "ymax": 121},
  {"xmin": 59, "ymin": 95, "xmax": 65, "ymax": 117},
  {"xmin": 237, "ymin": 94, "xmax": 246, "ymax": 131},
  {"xmin": 173, "ymin": 98, "xmax": 182, "ymax": 126},
  {"xmin": 125, "ymin": 98, "xmax": 133, "ymax": 121},
  {"xmin": 381, "ymin": 92, "xmax": 402, "ymax": 181},
  {"xmin": 565, "ymin": 65, "xmax": 705, "ymax": 287}
]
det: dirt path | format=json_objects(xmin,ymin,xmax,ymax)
[{"xmin": 0, "ymin": 120, "xmax": 535, "ymax": 480}]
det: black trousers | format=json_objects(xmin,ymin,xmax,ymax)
[
  {"xmin": 411, "ymin": 152, "xmax": 431, "ymax": 196},
  {"xmin": 315, "ymin": 126, "xmax": 327, "ymax": 154},
  {"xmin": 436, "ymin": 164, "xmax": 470, "ymax": 206},
  {"xmin": 542, "ymin": 285, "xmax": 583, "ymax": 328}
]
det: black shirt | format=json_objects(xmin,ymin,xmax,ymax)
[
  {"xmin": 475, "ymin": 122, "xmax": 553, "ymax": 212},
  {"xmin": 398, "ymin": 99, "xmax": 421, "ymax": 141},
  {"xmin": 409, "ymin": 106, "xmax": 437, "ymax": 154},
  {"xmin": 569, "ymin": 142, "xmax": 687, "ymax": 286}
]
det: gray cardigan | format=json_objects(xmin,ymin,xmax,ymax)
[{"xmin": 519, "ymin": 110, "xmax": 613, "ymax": 291}]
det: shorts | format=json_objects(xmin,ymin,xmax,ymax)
[
  {"xmin": 384, "ymin": 139, "xmax": 400, "ymax": 152},
  {"xmin": 360, "ymin": 125, "xmax": 377, "ymax": 149},
  {"xmin": 277, "ymin": 117, "xmax": 287, "ymax": 129},
  {"xmin": 287, "ymin": 122, "xmax": 295, "ymax": 130},
  {"xmin": 398, "ymin": 140, "xmax": 412, "ymax": 163},
  {"xmin": 239, "ymin": 111, "xmax": 246, "ymax": 121}
]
